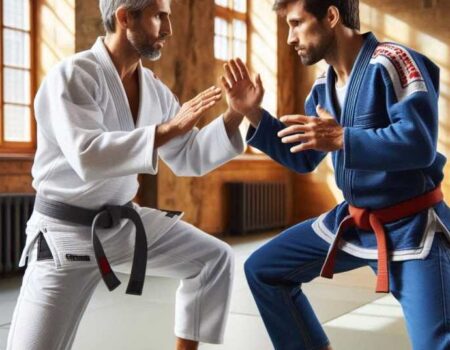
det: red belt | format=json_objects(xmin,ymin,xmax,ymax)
[{"xmin": 320, "ymin": 186, "xmax": 444, "ymax": 293}]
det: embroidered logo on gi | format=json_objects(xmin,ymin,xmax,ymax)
[
  {"xmin": 371, "ymin": 43, "xmax": 427, "ymax": 101},
  {"xmin": 372, "ymin": 44, "xmax": 423, "ymax": 88},
  {"xmin": 66, "ymin": 254, "xmax": 91, "ymax": 262}
]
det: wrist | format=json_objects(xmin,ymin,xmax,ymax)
[
  {"xmin": 246, "ymin": 107, "xmax": 263, "ymax": 128},
  {"xmin": 155, "ymin": 121, "xmax": 179, "ymax": 148}
]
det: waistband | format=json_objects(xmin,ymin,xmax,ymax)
[
  {"xmin": 34, "ymin": 196, "xmax": 148, "ymax": 296},
  {"xmin": 320, "ymin": 185, "xmax": 444, "ymax": 293}
]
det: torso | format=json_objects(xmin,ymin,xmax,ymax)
[{"xmin": 123, "ymin": 70, "xmax": 140, "ymax": 126}]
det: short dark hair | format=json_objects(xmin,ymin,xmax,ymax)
[{"xmin": 273, "ymin": 0, "xmax": 360, "ymax": 30}]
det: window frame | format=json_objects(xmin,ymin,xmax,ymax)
[
  {"xmin": 0, "ymin": 0, "xmax": 37, "ymax": 155},
  {"xmin": 214, "ymin": 0, "xmax": 251, "ymax": 65}
]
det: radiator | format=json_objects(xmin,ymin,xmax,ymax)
[
  {"xmin": 0, "ymin": 194, "xmax": 35, "ymax": 275},
  {"xmin": 228, "ymin": 182, "xmax": 287, "ymax": 234}
]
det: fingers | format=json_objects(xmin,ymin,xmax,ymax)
[
  {"xmin": 255, "ymin": 73, "xmax": 264, "ymax": 92},
  {"xmin": 221, "ymin": 76, "xmax": 232, "ymax": 92},
  {"xmin": 281, "ymin": 133, "xmax": 312, "ymax": 144},
  {"xmin": 230, "ymin": 59, "xmax": 244, "ymax": 80},
  {"xmin": 224, "ymin": 63, "xmax": 238, "ymax": 85},
  {"xmin": 224, "ymin": 58, "xmax": 253, "ymax": 85},
  {"xmin": 194, "ymin": 86, "xmax": 221, "ymax": 102},
  {"xmin": 277, "ymin": 124, "xmax": 310, "ymax": 138},
  {"xmin": 290, "ymin": 141, "xmax": 316, "ymax": 153},
  {"xmin": 192, "ymin": 93, "xmax": 221, "ymax": 112},
  {"xmin": 236, "ymin": 58, "xmax": 251, "ymax": 80},
  {"xmin": 280, "ymin": 114, "xmax": 310, "ymax": 125}
]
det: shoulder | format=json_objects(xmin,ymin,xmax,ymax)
[
  {"xmin": 311, "ymin": 70, "xmax": 327, "ymax": 90},
  {"xmin": 370, "ymin": 42, "xmax": 430, "ymax": 101},
  {"xmin": 46, "ymin": 50, "xmax": 103, "ymax": 89}
]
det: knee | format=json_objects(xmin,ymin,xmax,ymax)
[
  {"xmin": 244, "ymin": 249, "xmax": 264, "ymax": 283},
  {"xmin": 213, "ymin": 240, "xmax": 235, "ymax": 274}
]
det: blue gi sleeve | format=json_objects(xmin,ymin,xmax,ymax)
[
  {"xmin": 246, "ymin": 95, "xmax": 327, "ymax": 173},
  {"xmin": 344, "ymin": 53, "xmax": 439, "ymax": 171}
]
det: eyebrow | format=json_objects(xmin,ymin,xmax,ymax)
[{"xmin": 287, "ymin": 17, "xmax": 302, "ymax": 24}]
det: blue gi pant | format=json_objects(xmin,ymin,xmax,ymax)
[{"xmin": 244, "ymin": 218, "xmax": 450, "ymax": 350}]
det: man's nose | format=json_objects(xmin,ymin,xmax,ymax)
[
  {"xmin": 287, "ymin": 28, "xmax": 297, "ymax": 46},
  {"xmin": 161, "ymin": 18, "xmax": 172, "ymax": 38}
]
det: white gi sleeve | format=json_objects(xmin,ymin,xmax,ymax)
[
  {"xmin": 35, "ymin": 60, "xmax": 158, "ymax": 182},
  {"xmin": 157, "ymin": 88, "xmax": 245, "ymax": 177}
]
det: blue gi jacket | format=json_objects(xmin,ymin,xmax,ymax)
[{"xmin": 247, "ymin": 32, "xmax": 450, "ymax": 259}]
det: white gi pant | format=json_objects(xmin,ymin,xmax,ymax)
[{"xmin": 7, "ymin": 205, "xmax": 234, "ymax": 349}]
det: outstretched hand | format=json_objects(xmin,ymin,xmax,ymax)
[
  {"xmin": 277, "ymin": 105, "xmax": 344, "ymax": 153},
  {"xmin": 221, "ymin": 58, "xmax": 264, "ymax": 120},
  {"xmin": 170, "ymin": 86, "xmax": 222, "ymax": 134},
  {"xmin": 155, "ymin": 86, "xmax": 222, "ymax": 148}
]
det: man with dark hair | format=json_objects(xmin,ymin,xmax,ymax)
[{"xmin": 222, "ymin": 0, "xmax": 450, "ymax": 349}]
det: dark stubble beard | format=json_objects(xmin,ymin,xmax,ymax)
[
  {"xmin": 301, "ymin": 30, "xmax": 335, "ymax": 66},
  {"xmin": 127, "ymin": 28, "xmax": 163, "ymax": 61}
]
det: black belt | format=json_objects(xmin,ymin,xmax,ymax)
[{"xmin": 34, "ymin": 196, "xmax": 148, "ymax": 295}]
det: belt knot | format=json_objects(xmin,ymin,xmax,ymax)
[
  {"xmin": 349, "ymin": 207, "xmax": 372, "ymax": 231},
  {"xmin": 95, "ymin": 206, "xmax": 123, "ymax": 228}
]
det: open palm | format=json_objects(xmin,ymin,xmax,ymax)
[{"xmin": 222, "ymin": 58, "xmax": 264, "ymax": 116}]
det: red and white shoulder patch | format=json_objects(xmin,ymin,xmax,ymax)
[{"xmin": 370, "ymin": 43, "xmax": 427, "ymax": 101}]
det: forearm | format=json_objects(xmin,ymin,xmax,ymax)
[
  {"xmin": 154, "ymin": 121, "xmax": 182, "ymax": 149},
  {"xmin": 246, "ymin": 107, "xmax": 263, "ymax": 128},
  {"xmin": 223, "ymin": 109, "xmax": 244, "ymax": 138}
]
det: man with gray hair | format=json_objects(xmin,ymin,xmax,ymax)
[{"xmin": 6, "ymin": 0, "xmax": 250, "ymax": 349}]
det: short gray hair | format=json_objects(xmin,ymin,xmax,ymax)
[{"xmin": 99, "ymin": 0, "xmax": 155, "ymax": 33}]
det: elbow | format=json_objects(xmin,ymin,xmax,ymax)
[
  {"xmin": 416, "ymin": 141, "xmax": 436, "ymax": 168},
  {"xmin": 75, "ymin": 166, "xmax": 97, "ymax": 182},
  {"xmin": 75, "ymin": 153, "xmax": 101, "ymax": 182}
]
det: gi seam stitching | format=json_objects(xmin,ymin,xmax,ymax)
[
  {"xmin": 439, "ymin": 237, "xmax": 450, "ymax": 331},
  {"xmin": 280, "ymin": 286, "xmax": 314, "ymax": 349},
  {"xmin": 282, "ymin": 260, "xmax": 324, "ymax": 282},
  {"xmin": 7, "ymin": 264, "xmax": 36, "ymax": 349}
]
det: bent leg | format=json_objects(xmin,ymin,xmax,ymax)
[
  {"xmin": 143, "ymin": 221, "xmax": 234, "ymax": 345},
  {"xmin": 244, "ymin": 218, "xmax": 366, "ymax": 350},
  {"xmin": 385, "ymin": 234, "xmax": 450, "ymax": 350},
  {"xmin": 7, "ymin": 241, "xmax": 100, "ymax": 350}
]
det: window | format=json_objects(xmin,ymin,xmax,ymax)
[
  {"xmin": 214, "ymin": 0, "xmax": 248, "ymax": 62},
  {"xmin": 0, "ymin": 0, "xmax": 35, "ymax": 153}
]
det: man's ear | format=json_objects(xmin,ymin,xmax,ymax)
[
  {"xmin": 326, "ymin": 6, "xmax": 340, "ymax": 29},
  {"xmin": 115, "ymin": 5, "xmax": 129, "ymax": 31}
]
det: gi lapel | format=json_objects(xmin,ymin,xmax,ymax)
[
  {"xmin": 326, "ymin": 32, "xmax": 379, "ymax": 127},
  {"xmin": 328, "ymin": 32, "xmax": 379, "ymax": 201},
  {"xmin": 91, "ymin": 37, "xmax": 142, "ymax": 131}
]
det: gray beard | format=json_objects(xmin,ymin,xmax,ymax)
[
  {"xmin": 127, "ymin": 32, "xmax": 162, "ymax": 61},
  {"xmin": 137, "ymin": 46, "xmax": 161, "ymax": 61}
]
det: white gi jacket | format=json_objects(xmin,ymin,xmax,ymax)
[{"xmin": 19, "ymin": 37, "xmax": 244, "ymax": 268}]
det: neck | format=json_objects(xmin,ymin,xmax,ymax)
[
  {"xmin": 104, "ymin": 33, "xmax": 140, "ymax": 81},
  {"xmin": 325, "ymin": 29, "xmax": 364, "ymax": 87}
]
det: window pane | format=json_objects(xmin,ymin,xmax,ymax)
[
  {"xmin": 3, "ymin": 29, "xmax": 31, "ymax": 68},
  {"xmin": 215, "ymin": 17, "xmax": 228, "ymax": 36},
  {"xmin": 233, "ymin": 20, "xmax": 247, "ymax": 41},
  {"xmin": 233, "ymin": 40, "xmax": 247, "ymax": 61},
  {"xmin": 215, "ymin": 35, "xmax": 229, "ymax": 60},
  {"xmin": 233, "ymin": 0, "xmax": 247, "ymax": 13},
  {"xmin": 215, "ymin": 0, "xmax": 229, "ymax": 8},
  {"xmin": 3, "ymin": 105, "xmax": 31, "ymax": 142},
  {"xmin": 3, "ymin": 0, "xmax": 30, "ymax": 30},
  {"xmin": 3, "ymin": 68, "xmax": 31, "ymax": 104}
]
